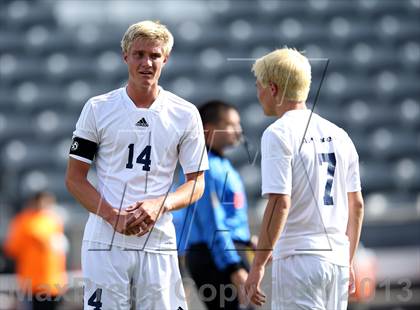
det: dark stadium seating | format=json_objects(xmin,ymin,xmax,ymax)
[{"xmin": 0, "ymin": 0, "xmax": 418, "ymax": 221}]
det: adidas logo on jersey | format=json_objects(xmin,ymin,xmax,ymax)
[{"xmin": 136, "ymin": 118, "xmax": 148, "ymax": 127}]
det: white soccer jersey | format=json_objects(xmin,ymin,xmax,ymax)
[
  {"xmin": 70, "ymin": 86, "xmax": 208, "ymax": 253},
  {"xmin": 261, "ymin": 109, "xmax": 361, "ymax": 266}
]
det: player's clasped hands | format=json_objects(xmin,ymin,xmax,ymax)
[
  {"xmin": 124, "ymin": 198, "xmax": 165, "ymax": 236},
  {"xmin": 105, "ymin": 198, "xmax": 165, "ymax": 236}
]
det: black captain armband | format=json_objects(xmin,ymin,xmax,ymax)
[{"xmin": 69, "ymin": 137, "xmax": 98, "ymax": 161}]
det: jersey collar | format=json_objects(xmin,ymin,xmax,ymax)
[{"xmin": 122, "ymin": 86, "xmax": 165, "ymax": 113}]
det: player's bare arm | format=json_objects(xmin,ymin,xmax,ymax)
[
  {"xmin": 346, "ymin": 191, "xmax": 364, "ymax": 293},
  {"xmin": 65, "ymin": 158, "xmax": 133, "ymax": 234},
  {"xmin": 245, "ymin": 193, "xmax": 290, "ymax": 306},
  {"xmin": 125, "ymin": 171, "xmax": 205, "ymax": 236}
]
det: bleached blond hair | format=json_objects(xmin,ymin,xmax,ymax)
[
  {"xmin": 252, "ymin": 48, "xmax": 312, "ymax": 102},
  {"xmin": 121, "ymin": 20, "xmax": 174, "ymax": 56}
]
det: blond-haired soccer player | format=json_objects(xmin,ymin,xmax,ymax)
[
  {"xmin": 244, "ymin": 48, "xmax": 364, "ymax": 309},
  {"xmin": 66, "ymin": 20, "xmax": 208, "ymax": 309}
]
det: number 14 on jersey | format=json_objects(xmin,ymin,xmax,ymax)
[{"xmin": 126, "ymin": 144, "xmax": 152, "ymax": 171}]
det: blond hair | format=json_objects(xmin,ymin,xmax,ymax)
[
  {"xmin": 252, "ymin": 48, "xmax": 311, "ymax": 102},
  {"xmin": 121, "ymin": 20, "xmax": 174, "ymax": 56}
]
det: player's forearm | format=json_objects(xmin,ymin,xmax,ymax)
[
  {"xmin": 65, "ymin": 175, "xmax": 114, "ymax": 222},
  {"xmin": 164, "ymin": 174, "xmax": 205, "ymax": 212},
  {"xmin": 346, "ymin": 193, "xmax": 364, "ymax": 264},
  {"xmin": 253, "ymin": 194, "xmax": 290, "ymax": 268}
]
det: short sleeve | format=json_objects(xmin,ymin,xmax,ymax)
[
  {"xmin": 179, "ymin": 107, "xmax": 209, "ymax": 174},
  {"xmin": 69, "ymin": 100, "xmax": 99, "ymax": 164},
  {"xmin": 346, "ymin": 136, "xmax": 362, "ymax": 193},
  {"xmin": 261, "ymin": 128, "xmax": 293, "ymax": 197}
]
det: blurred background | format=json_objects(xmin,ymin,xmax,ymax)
[{"xmin": 0, "ymin": 0, "xmax": 419, "ymax": 309}]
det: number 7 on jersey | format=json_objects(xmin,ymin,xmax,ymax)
[{"xmin": 318, "ymin": 152, "xmax": 336, "ymax": 205}]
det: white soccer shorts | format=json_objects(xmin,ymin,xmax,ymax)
[
  {"xmin": 272, "ymin": 255, "xmax": 349, "ymax": 310},
  {"xmin": 81, "ymin": 241, "xmax": 188, "ymax": 310}
]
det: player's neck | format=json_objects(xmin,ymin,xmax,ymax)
[
  {"xmin": 275, "ymin": 100, "xmax": 307, "ymax": 118},
  {"xmin": 126, "ymin": 82, "xmax": 159, "ymax": 108}
]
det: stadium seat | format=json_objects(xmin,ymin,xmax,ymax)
[
  {"xmin": 364, "ymin": 190, "xmax": 418, "ymax": 222},
  {"xmin": 240, "ymin": 103, "xmax": 271, "ymax": 141},
  {"xmin": 0, "ymin": 113, "xmax": 35, "ymax": 146},
  {"xmin": 72, "ymin": 22, "xmax": 125, "ymax": 55},
  {"xmin": 18, "ymin": 169, "xmax": 71, "ymax": 202},
  {"xmin": 1, "ymin": 139, "xmax": 56, "ymax": 174},
  {"xmin": 346, "ymin": 101, "xmax": 398, "ymax": 132},
  {"xmin": 368, "ymin": 128, "xmax": 419, "ymax": 160},
  {"xmin": 44, "ymin": 54, "xmax": 98, "ymax": 83},
  {"xmin": 64, "ymin": 78, "xmax": 122, "ymax": 114},
  {"xmin": 4, "ymin": 0, "xmax": 55, "ymax": 30},
  {"xmin": 382, "ymin": 73, "xmax": 420, "ymax": 104},
  {"xmin": 13, "ymin": 82, "xmax": 66, "ymax": 114},
  {"xmin": 359, "ymin": 161, "xmax": 394, "ymax": 193},
  {"xmin": 314, "ymin": 104, "xmax": 347, "ymax": 127},
  {"xmin": 399, "ymin": 41, "xmax": 420, "ymax": 74},
  {"xmin": 0, "ymin": 55, "xmax": 46, "ymax": 86},
  {"xmin": 0, "ymin": 85, "xmax": 17, "ymax": 112},
  {"xmin": 0, "ymin": 30, "xmax": 24, "ymax": 53},
  {"xmin": 165, "ymin": 53, "xmax": 200, "ymax": 80},
  {"xmin": 32, "ymin": 110, "xmax": 77, "ymax": 142},
  {"xmin": 398, "ymin": 97, "xmax": 420, "ymax": 128},
  {"xmin": 351, "ymin": 44, "xmax": 400, "ymax": 76},
  {"xmin": 214, "ymin": 2, "xmax": 262, "ymax": 24},
  {"xmin": 393, "ymin": 158, "xmax": 420, "ymax": 191}
]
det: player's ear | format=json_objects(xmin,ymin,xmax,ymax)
[
  {"xmin": 123, "ymin": 52, "xmax": 128, "ymax": 64},
  {"xmin": 269, "ymin": 82, "xmax": 278, "ymax": 97}
]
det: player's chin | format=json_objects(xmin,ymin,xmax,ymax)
[{"xmin": 139, "ymin": 77, "xmax": 157, "ymax": 87}]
